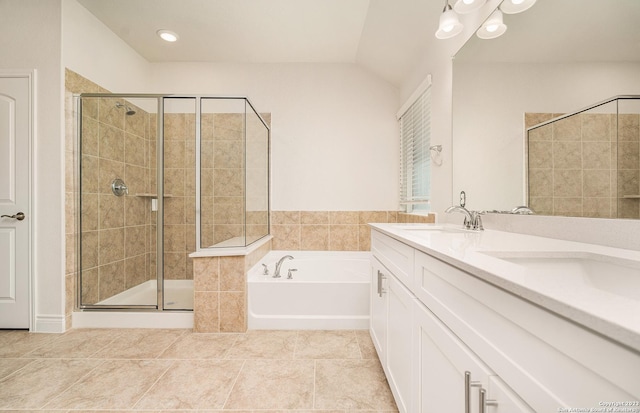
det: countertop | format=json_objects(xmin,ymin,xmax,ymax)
[{"xmin": 369, "ymin": 223, "xmax": 640, "ymax": 353}]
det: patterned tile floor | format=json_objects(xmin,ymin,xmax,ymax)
[{"xmin": 0, "ymin": 329, "xmax": 398, "ymax": 412}]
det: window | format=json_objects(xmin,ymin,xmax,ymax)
[{"xmin": 399, "ymin": 83, "xmax": 431, "ymax": 213}]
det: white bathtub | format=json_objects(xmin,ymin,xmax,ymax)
[{"xmin": 248, "ymin": 251, "xmax": 371, "ymax": 330}]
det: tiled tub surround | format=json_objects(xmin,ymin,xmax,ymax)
[
  {"xmin": 526, "ymin": 111, "xmax": 640, "ymax": 218},
  {"xmin": 192, "ymin": 238, "xmax": 272, "ymax": 333},
  {"xmin": 192, "ymin": 211, "xmax": 434, "ymax": 333},
  {"xmin": 0, "ymin": 328, "xmax": 398, "ymax": 411},
  {"xmin": 271, "ymin": 210, "xmax": 435, "ymax": 252}
]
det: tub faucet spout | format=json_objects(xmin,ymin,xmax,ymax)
[{"xmin": 274, "ymin": 255, "xmax": 294, "ymax": 278}]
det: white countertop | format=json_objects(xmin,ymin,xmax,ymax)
[{"xmin": 370, "ymin": 223, "xmax": 640, "ymax": 353}]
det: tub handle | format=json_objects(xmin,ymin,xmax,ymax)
[
  {"xmin": 377, "ymin": 270, "xmax": 387, "ymax": 297},
  {"xmin": 261, "ymin": 264, "xmax": 269, "ymax": 275},
  {"xmin": 287, "ymin": 268, "xmax": 297, "ymax": 279}
]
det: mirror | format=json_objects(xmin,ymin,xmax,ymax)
[{"xmin": 452, "ymin": 0, "xmax": 640, "ymax": 218}]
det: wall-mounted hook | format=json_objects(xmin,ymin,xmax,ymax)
[{"xmin": 430, "ymin": 144, "xmax": 443, "ymax": 166}]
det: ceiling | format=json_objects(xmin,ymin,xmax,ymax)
[
  {"xmin": 75, "ymin": 0, "xmax": 639, "ymax": 87},
  {"xmin": 456, "ymin": 0, "xmax": 640, "ymax": 63},
  {"xmin": 76, "ymin": 0, "xmax": 438, "ymax": 87}
]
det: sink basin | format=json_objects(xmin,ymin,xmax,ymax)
[{"xmin": 481, "ymin": 251, "xmax": 640, "ymax": 302}]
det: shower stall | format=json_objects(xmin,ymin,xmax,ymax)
[{"xmin": 76, "ymin": 94, "xmax": 270, "ymax": 311}]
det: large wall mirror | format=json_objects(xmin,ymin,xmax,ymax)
[{"xmin": 452, "ymin": 0, "xmax": 640, "ymax": 218}]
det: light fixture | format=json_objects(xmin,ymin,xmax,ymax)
[
  {"xmin": 435, "ymin": 0, "xmax": 464, "ymax": 40},
  {"xmin": 157, "ymin": 29, "xmax": 179, "ymax": 42},
  {"xmin": 476, "ymin": 9, "xmax": 507, "ymax": 39},
  {"xmin": 453, "ymin": 0, "xmax": 487, "ymax": 15},
  {"xmin": 500, "ymin": 0, "xmax": 537, "ymax": 14}
]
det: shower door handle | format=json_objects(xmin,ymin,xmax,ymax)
[{"xmin": 1, "ymin": 212, "xmax": 25, "ymax": 221}]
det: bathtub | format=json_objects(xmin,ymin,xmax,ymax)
[{"xmin": 248, "ymin": 251, "xmax": 371, "ymax": 330}]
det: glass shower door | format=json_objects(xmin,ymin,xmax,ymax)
[
  {"xmin": 78, "ymin": 95, "xmax": 159, "ymax": 308},
  {"xmin": 162, "ymin": 97, "xmax": 196, "ymax": 310}
]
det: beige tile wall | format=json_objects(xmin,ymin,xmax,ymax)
[
  {"xmin": 193, "ymin": 239, "xmax": 272, "ymax": 333},
  {"xmin": 618, "ymin": 114, "xmax": 640, "ymax": 218},
  {"xmin": 271, "ymin": 210, "xmax": 435, "ymax": 251},
  {"xmin": 526, "ymin": 112, "xmax": 640, "ymax": 218},
  {"xmin": 162, "ymin": 112, "xmax": 196, "ymax": 280},
  {"xmin": 201, "ymin": 113, "xmax": 244, "ymax": 246}
]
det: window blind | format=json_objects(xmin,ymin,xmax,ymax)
[{"xmin": 399, "ymin": 85, "xmax": 431, "ymax": 212}]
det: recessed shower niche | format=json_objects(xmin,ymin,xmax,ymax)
[{"xmin": 76, "ymin": 94, "xmax": 270, "ymax": 311}]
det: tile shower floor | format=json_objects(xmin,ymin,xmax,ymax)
[{"xmin": 0, "ymin": 329, "xmax": 398, "ymax": 412}]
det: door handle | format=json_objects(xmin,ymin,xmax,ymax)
[{"xmin": 1, "ymin": 212, "xmax": 25, "ymax": 221}]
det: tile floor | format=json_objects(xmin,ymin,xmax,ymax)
[{"xmin": 0, "ymin": 328, "xmax": 398, "ymax": 412}]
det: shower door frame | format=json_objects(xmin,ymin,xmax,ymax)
[
  {"xmin": 75, "ymin": 93, "xmax": 271, "ymax": 312},
  {"xmin": 76, "ymin": 93, "xmax": 167, "ymax": 311}
]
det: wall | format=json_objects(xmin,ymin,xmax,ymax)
[
  {"xmin": 147, "ymin": 62, "xmax": 400, "ymax": 211},
  {"xmin": 399, "ymin": 0, "xmax": 501, "ymax": 215},
  {"xmin": 62, "ymin": 0, "xmax": 150, "ymax": 92},
  {"xmin": 0, "ymin": 0, "xmax": 65, "ymax": 331}
]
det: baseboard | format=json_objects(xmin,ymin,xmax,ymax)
[{"xmin": 34, "ymin": 314, "xmax": 66, "ymax": 333}]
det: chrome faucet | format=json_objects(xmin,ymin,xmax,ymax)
[
  {"xmin": 273, "ymin": 255, "xmax": 294, "ymax": 278},
  {"xmin": 445, "ymin": 205, "xmax": 484, "ymax": 231},
  {"xmin": 445, "ymin": 205, "xmax": 472, "ymax": 229},
  {"xmin": 511, "ymin": 206, "xmax": 535, "ymax": 214}
]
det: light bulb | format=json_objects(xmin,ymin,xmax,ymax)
[{"xmin": 157, "ymin": 30, "xmax": 179, "ymax": 42}]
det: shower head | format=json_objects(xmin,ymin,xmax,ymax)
[{"xmin": 115, "ymin": 102, "xmax": 136, "ymax": 116}]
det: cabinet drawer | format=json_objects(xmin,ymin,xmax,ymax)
[
  {"xmin": 371, "ymin": 230, "xmax": 414, "ymax": 290},
  {"xmin": 414, "ymin": 250, "xmax": 640, "ymax": 410}
]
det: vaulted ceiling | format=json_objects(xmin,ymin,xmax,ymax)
[
  {"xmin": 76, "ymin": 0, "xmax": 438, "ymax": 87},
  {"xmin": 76, "ymin": 0, "xmax": 640, "ymax": 88}
]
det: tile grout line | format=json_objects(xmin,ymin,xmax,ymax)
[
  {"xmin": 220, "ymin": 359, "xmax": 246, "ymax": 409},
  {"xmin": 0, "ymin": 358, "xmax": 37, "ymax": 384},
  {"xmin": 39, "ymin": 358, "xmax": 107, "ymax": 410},
  {"xmin": 130, "ymin": 358, "xmax": 177, "ymax": 410},
  {"xmin": 312, "ymin": 358, "xmax": 317, "ymax": 410}
]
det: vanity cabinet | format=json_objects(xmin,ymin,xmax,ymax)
[
  {"xmin": 370, "ymin": 257, "xmax": 388, "ymax": 366},
  {"xmin": 414, "ymin": 298, "xmax": 533, "ymax": 412},
  {"xmin": 370, "ymin": 230, "xmax": 416, "ymax": 413},
  {"xmin": 370, "ymin": 228, "xmax": 640, "ymax": 413}
]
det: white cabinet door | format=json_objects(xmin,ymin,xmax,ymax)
[
  {"xmin": 415, "ymin": 300, "xmax": 534, "ymax": 413},
  {"xmin": 486, "ymin": 376, "xmax": 535, "ymax": 413},
  {"xmin": 386, "ymin": 272, "xmax": 414, "ymax": 413},
  {"xmin": 370, "ymin": 257, "xmax": 388, "ymax": 366}
]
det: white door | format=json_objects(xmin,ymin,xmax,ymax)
[{"xmin": 0, "ymin": 75, "xmax": 31, "ymax": 329}]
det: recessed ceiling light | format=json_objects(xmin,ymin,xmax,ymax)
[{"xmin": 157, "ymin": 29, "xmax": 179, "ymax": 42}]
